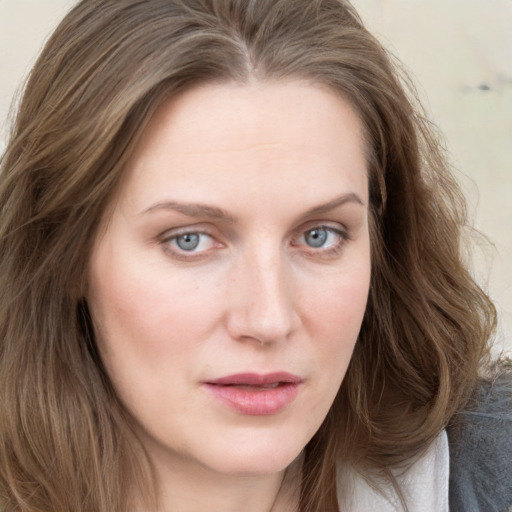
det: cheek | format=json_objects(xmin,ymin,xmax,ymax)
[
  {"xmin": 87, "ymin": 243, "xmax": 224, "ymax": 382},
  {"xmin": 300, "ymin": 258, "xmax": 371, "ymax": 386},
  {"xmin": 304, "ymin": 264, "xmax": 370, "ymax": 341},
  {"xmin": 86, "ymin": 258, "xmax": 208, "ymax": 426},
  {"xmin": 87, "ymin": 236, "xmax": 170, "ymax": 380}
]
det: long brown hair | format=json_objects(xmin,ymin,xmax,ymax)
[{"xmin": 0, "ymin": 0, "xmax": 496, "ymax": 510}]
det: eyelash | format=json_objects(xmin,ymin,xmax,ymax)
[
  {"xmin": 292, "ymin": 225, "xmax": 350, "ymax": 257},
  {"xmin": 161, "ymin": 228, "xmax": 220, "ymax": 260},
  {"xmin": 160, "ymin": 224, "xmax": 350, "ymax": 260}
]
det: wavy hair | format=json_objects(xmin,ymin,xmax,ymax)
[{"xmin": 0, "ymin": 0, "xmax": 496, "ymax": 510}]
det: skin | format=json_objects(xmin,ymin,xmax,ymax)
[{"xmin": 88, "ymin": 80, "xmax": 371, "ymax": 512}]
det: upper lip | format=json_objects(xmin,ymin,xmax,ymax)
[{"xmin": 205, "ymin": 372, "xmax": 303, "ymax": 386}]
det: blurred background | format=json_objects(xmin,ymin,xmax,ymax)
[{"xmin": 1, "ymin": 0, "xmax": 511, "ymax": 356}]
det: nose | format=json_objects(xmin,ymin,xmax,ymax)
[{"xmin": 226, "ymin": 247, "xmax": 298, "ymax": 345}]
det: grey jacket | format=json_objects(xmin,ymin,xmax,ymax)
[{"xmin": 448, "ymin": 364, "xmax": 512, "ymax": 512}]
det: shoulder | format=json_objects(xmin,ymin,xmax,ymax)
[{"xmin": 447, "ymin": 361, "xmax": 512, "ymax": 512}]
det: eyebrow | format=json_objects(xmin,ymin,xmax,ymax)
[
  {"xmin": 140, "ymin": 192, "xmax": 364, "ymax": 221},
  {"xmin": 302, "ymin": 192, "xmax": 365, "ymax": 216},
  {"xmin": 141, "ymin": 200, "xmax": 237, "ymax": 222}
]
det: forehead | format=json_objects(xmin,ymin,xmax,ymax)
[{"xmin": 118, "ymin": 80, "xmax": 368, "ymax": 213}]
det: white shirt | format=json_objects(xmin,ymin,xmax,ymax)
[{"xmin": 340, "ymin": 430, "xmax": 450, "ymax": 512}]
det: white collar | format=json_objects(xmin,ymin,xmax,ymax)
[{"xmin": 339, "ymin": 430, "xmax": 450, "ymax": 511}]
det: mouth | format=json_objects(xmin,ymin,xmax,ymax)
[{"xmin": 203, "ymin": 372, "xmax": 303, "ymax": 415}]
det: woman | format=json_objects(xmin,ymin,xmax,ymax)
[{"xmin": 0, "ymin": 0, "xmax": 510, "ymax": 511}]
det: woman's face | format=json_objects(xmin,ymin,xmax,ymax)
[{"xmin": 88, "ymin": 81, "xmax": 371, "ymax": 477}]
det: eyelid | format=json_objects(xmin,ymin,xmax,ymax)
[
  {"xmin": 291, "ymin": 222, "xmax": 351, "ymax": 255},
  {"xmin": 157, "ymin": 221, "xmax": 351, "ymax": 261},
  {"xmin": 159, "ymin": 225, "xmax": 224, "ymax": 259},
  {"xmin": 294, "ymin": 220, "xmax": 350, "ymax": 240}
]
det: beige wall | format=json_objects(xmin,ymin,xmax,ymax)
[
  {"xmin": 1, "ymin": 0, "xmax": 511, "ymax": 355},
  {"xmin": 354, "ymin": 0, "xmax": 512, "ymax": 357}
]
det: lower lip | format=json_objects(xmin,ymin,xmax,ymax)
[{"xmin": 204, "ymin": 383, "xmax": 300, "ymax": 415}]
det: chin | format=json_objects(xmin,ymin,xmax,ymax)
[
  {"xmin": 191, "ymin": 428, "xmax": 310, "ymax": 477},
  {"xmin": 205, "ymin": 454, "xmax": 300, "ymax": 478}
]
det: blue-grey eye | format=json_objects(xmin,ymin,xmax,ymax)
[
  {"xmin": 304, "ymin": 227, "xmax": 329, "ymax": 248},
  {"xmin": 165, "ymin": 231, "xmax": 218, "ymax": 256},
  {"xmin": 175, "ymin": 233, "xmax": 200, "ymax": 251}
]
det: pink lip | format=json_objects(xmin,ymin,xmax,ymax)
[{"xmin": 204, "ymin": 372, "xmax": 302, "ymax": 416}]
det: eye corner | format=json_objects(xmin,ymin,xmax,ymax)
[
  {"xmin": 159, "ymin": 229, "xmax": 225, "ymax": 261},
  {"xmin": 291, "ymin": 224, "xmax": 350, "ymax": 257}
]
